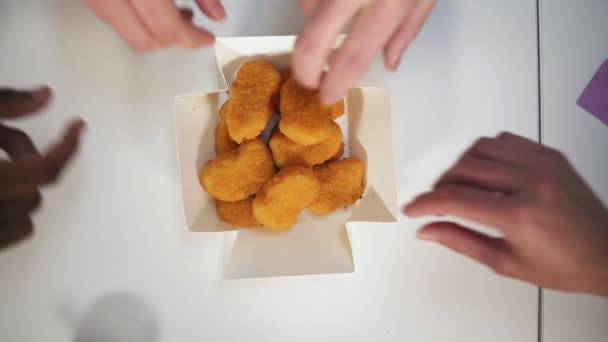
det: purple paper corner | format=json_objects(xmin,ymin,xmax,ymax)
[{"xmin": 577, "ymin": 59, "xmax": 608, "ymax": 126}]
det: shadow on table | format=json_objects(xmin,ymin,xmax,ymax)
[{"xmin": 59, "ymin": 292, "xmax": 160, "ymax": 342}]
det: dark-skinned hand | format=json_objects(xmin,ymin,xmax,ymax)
[{"xmin": 0, "ymin": 86, "xmax": 84, "ymax": 249}]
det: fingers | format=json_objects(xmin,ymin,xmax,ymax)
[
  {"xmin": 40, "ymin": 119, "xmax": 85, "ymax": 177},
  {"xmin": 297, "ymin": 0, "xmax": 321, "ymax": 15},
  {"xmin": 0, "ymin": 119, "xmax": 85, "ymax": 198},
  {"xmin": 195, "ymin": 0, "xmax": 226, "ymax": 20},
  {"xmin": 83, "ymin": 0, "xmax": 216, "ymax": 50},
  {"xmin": 0, "ymin": 193, "xmax": 42, "ymax": 224},
  {"xmin": 0, "ymin": 216, "xmax": 33, "ymax": 249},
  {"xmin": 0, "ymin": 124, "xmax": 39, "ymax": 160},
  {"xmin": 434, "ymin": 154, "xmax": 524, "ymax": 193},
  {"xmin": 467, "ymin": 134, "xmax": 539, "ymax": 167},
  {"xmin": 417, "ymin": 221, "xmax": 516, "ymax": 276},
  {"xmin": 130, "ymin": 0, "xmax": 214, "ymax": 48},
  {"xmin": 495, "ymin": 131, "xmax": 545, "ymax": 153},
  {"xmin": 0, "ymin": 86, "xmax": 51, "ymax": 118},
  {"xmin": 319, "ymin": 1, "xmax": 409, "ymax": 104},
  {"xmin": 293, "ymin": 0, "xmax": 360, "ymax": 89},
  {"xmin": 383, "ymin": 0, "xmax": 436, "ymax": 70},
  {"xmin": 180, "ymin": 8, "xmax": 195, "ymax": 21},
  {"xmin": 82, "ymin": 0, "xmax": 161, "ymax": 51},
  {"xmin": 404, "ymin": 184, "xmax": 515, "ymax": 229}
]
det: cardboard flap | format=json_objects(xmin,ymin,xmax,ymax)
[{"xmin": 347, "ymin": 87, "xmax": 399, "ymax": 223}]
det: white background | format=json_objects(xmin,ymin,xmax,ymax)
[{"xmin": 0, "ymin": 0, "xmax": 600, "ymax": 341}]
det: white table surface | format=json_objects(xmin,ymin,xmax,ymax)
[
  {"xmin": 539, "ymin": 1, "xmax": 608, "ymax": 341},
  {"xmin": 0, "ymin": 1, "xmax": 540, "ymax": 341}
]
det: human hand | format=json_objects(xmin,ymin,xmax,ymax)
[
  {"xmin": 404, "ymin": 132, "xmax": 608, "ymax": 296},
  {"xmin": 81, "ymin": 0, "xmax": 226, "ymax": 51},
  {"xmin": 293, "ymin": 0, "xmax": 436, "ymax": 104},
  {"xmin": 0, "ymin": 86, "xmax": 84, "ymax": 249}
]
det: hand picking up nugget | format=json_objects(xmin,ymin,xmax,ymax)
[
  {"xmin": 278, "ymin": 76, "xmax": 344, "ymax": 145},
  {"xmin": 226, "ymin": 61, "xmax": 282, "ymax": 143},
  {"xmin": 269, "ymin": 121, "xmax": 343, "ymax": 168},
  {"xmin": 216, "ymin": 196, "xmax": 258, "ymax": 227},
  {"xmin": 200, "ymin": 138, "xmax": 275, "ymax": 202},
  {"xmin": 252, "ymin": 166, "xmax": 320, "ymax": 229},
  {"xmin": 308, "ymin": 158, "xmax": 365, "ymax": 215},
  {"xmin": 278, "ymin": 73, "xmax": 344, "ymax": 119},
  {"xmin": 215, "ymin": 100, "xmax": 239, "ymax": 155}
]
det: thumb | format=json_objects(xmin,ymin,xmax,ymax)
[
  {"xmin": 195, "ymin": 0, "xmax": 226, "ymax": 20},
  {"xmin": 417, "ymin": 221, "xmax": 515, "ymax": 276},
  {"xmin": 0, "ymin": 86, "xmax": 52, "ymax": 119}
]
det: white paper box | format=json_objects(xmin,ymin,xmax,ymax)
[{"xmin": 174, "ymin": 36, "xmax": 398, "ymax": 278}]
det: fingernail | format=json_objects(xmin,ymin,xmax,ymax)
[
  {"xmin": 75, "ymin": 118, "xmax": 87, "ymax": 130},
  {"xmin": 416, "ymin": 229, "xmax": 437, "ymax": 242},
  {"xmin": 213, "ymin": 3, "xmax": 227, "ymax": 20},
  {"xmin": 389, "ymin": 52, "xmax": 402, "ymax": 71},
  {"xmin": 391, "ymin": 56, "xmax": 402, "ymax": 71},
  {"xmin": 30, "ymin": 86, "xmax": 51, "ymax": 102}
]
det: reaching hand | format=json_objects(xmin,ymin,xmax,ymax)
[
  {"xmin": 293, "ymin": 0, "xmax": 436, "ymax": 104},
  {"xmin": 81, "ymin": 0, "xmax": 226, "ymax": 51},
  {"xmin": 0, "ymin": 86, "xmax": 84, "ymax": 249},
  {"xmin": 404, "ymin": 132, "xmax": 608, "ymax": 296}
]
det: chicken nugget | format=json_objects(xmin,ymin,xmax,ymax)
[
  {"xmin": 280, "ymin": 67, "xmax": 292, "ymax": 82},
  {"xmin": 328, "ymin": 99, "xmax": 345, "ymax": 120},
  {"xmin": 226, "ymin": 61, "xmax": 282, "ymax": 143},
  {"xmin": 215, "ymin": 100, "xmax": 239, "ymax": 155},
  {"xmin": 200, "ymin": 139, "xmax": 275, "ymax": 201},
  {"xmin": 279, "ymin": 75, "xmax": 344, "ymax": 118},
  {"xmin": 278, "ymin": 76, "xmax": 337, "ymax": 145},
  {"xmin": 328, "ymin": 142, "xmax": 344, "ymax": 162},
  {"xmin": 279, "ymin": 111, "xmax": 336, "ymax": 146},
  {"xmin": 274, "ymin": 67, "xmax": 293, "ymax": 113},
  {"xmin": 216, "ymin": 196, "xmax": 258, "ymax": 227},
  {"xmin": 252, "ymin": 166, "xmax": 320, "ymax": 229},
  {"xmin": 279, "ymin": 75, "xmax": 325, "ymax": 115},
  {"xmin": 308, "ymin": 158, "xmax": 365, "ymax": 215},
  {"xmin": 269, "ymin": 121, "xmax": 342, "ymax": 168}
]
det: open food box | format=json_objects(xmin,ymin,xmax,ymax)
[{"xmin": 174, "ymin": 36, "xmax": 398, "ymax": 278}]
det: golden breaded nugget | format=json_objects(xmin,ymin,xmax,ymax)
[
  {"xmin": 215, "ymin": 100, "xmax": 239, "ymax": 155},
  {"xmin": 279, "ymin": 75, "xmax": 343, "ymax": 118},
  {"xmin": 279, "ymin": 111, "xmax": 335, "ymax": 146},
  {"xmin": 200, "ymin": 139, "xmax": 275, "ymax": 201},
  {"xmin": 328, "ymin": 99, "xmax": 345, "ymax": 120},
  {"xmin": 328, "ymin": 142, "xmax": 344, "ymax": 162},
  {"xmin": 274, "ymin": 67, "xmax": 293, "ymax": 113},
  {"xmin": 216, "ymin": 196, "xmax": 258, "ymax": 227},
  {"xmin": 279, "ymin": 75, "xmax": 325, "ymax": 115},
  {"xmin": 269, "ymin": 121, "xmax": 342, "ymax": 168},
  {"xmin": 278, "ymin": 76, "xmax": 336, "ymax": 145},
  {"xmin": 308, "ymin": 158, "xmax": 365, "ymax": 215},
  {"xmin": 226, "ymin": 61, "xmax": 282, "ymax": 143},
  {"xmin": 252, "ymin": 166, "xmax": 320, "ymax": 229}
]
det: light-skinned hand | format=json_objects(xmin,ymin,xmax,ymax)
[
  {"xmin": 81, "ymin": 0, "xmax": 226, "ymax": 51},
  {"xmin": 404, "ymin": 132, "xmax": 608, "ymax": 296},
  {"xmin": 294, "ymin": 0, "xmax": 436, "ymax": 104}
]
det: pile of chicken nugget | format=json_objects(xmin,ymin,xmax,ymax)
[{"xmin": 199, "ymin": 61, "xmax": 366, "ymax": 230}]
